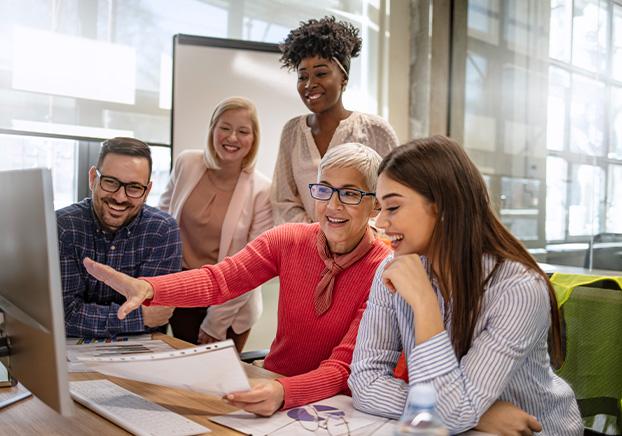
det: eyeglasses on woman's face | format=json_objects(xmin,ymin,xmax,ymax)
[
  {"xmin": 309, "ymin": 183, "xmax": 375, "ymax": 206},
  {"xmin": 96, "ymin": 169, "xmax": 148, "ymax": 199}
]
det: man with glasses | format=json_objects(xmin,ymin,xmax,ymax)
[{"xmin": 57, "ymin": 137, "xmax": 182, "ymax": 338}]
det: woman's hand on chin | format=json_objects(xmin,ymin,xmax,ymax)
[
  {"xmin": 382, "ymin": 254, "xmax": 445, "ymax": 343},
  {"xmin": 83, "ymin": 257, "xmax": 154, "ymax": 320},
  {"xmin": 382, "ymin": 254, "xmax": 434, "ymax": 307}
]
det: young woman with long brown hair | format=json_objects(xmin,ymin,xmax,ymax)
[{"xmin": 348, "ymin": 136, "xmax": 582, "ymax": 435}]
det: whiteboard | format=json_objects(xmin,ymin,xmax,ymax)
[{"xmin": 172, "ymin": 34, "xmax": 306, "ymax": 179}]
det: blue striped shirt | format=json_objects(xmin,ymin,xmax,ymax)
[
  {"xmin": 348, "ymin": 254, "xmax": 583, "ymax": 435},
  {"xmin": 57, "ymin": 198, "xmax": 182, "ymax": 338}
]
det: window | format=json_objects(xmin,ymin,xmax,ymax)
[
  {"xmin": 2, "ymin": 0, "xmax": 385, "ymax": 206},
  {"xmin": 0, "ymin": 133, "xmax": 77, "ymax": 210},
  {"xmin": 455, "ymin": 0, "xmax": 549, "ymax": 247},
  {"xmin": 547, "ymin": 0, "xmax": 622, "ymax": 241},
  {"xmin": 453, "ymin": 0, "xmax": 622, "ymax": 254}
]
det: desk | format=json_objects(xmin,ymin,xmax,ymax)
[
  {"xmin": 539, "ymin": 262, "xmax": 621, "ymax": 277},
  {"xmin": 1, "ymin": 334, "xmax": 489, "ymax": 436},
  {"xmin": 1, "ymin": 333, "xmax": 275, "ymax": 435}
]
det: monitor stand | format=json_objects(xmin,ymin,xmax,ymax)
[
  {"xmin": 0, "ymin": 314, "xmax": 32, "ymax": 408},
  {"xmin": 0, "ymin": 378, "xmax": 32, "ymax": 409}
]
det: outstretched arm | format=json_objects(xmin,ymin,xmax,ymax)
[
  {"xmin": 62, "ymin": 249, "xmax": 145, "ymax": 337},
  {"xmin": 83, "ymin": 257, "xmax": 154, "ymax": 320},
  {"xmin": 85, "ymin": 228, "xmax": 282, "ymax": 322}
]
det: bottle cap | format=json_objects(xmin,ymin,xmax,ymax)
[{"xmin": 407, "ymin": 383, "xmax": 437, "ymax": 407}]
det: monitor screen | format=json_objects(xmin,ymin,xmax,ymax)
[{"xmin": 0, "ymin": 167, "xmax": 73, "ymax": 416}]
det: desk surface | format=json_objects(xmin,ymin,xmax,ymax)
[
  {"xmin": 539, "ymin": 262, "xmax": 621, "ymax": 277},
  {"xmin": 2, "ymin": 334, "xmax": 489, "ymax": 436},
  {"xmin": 1, "ymin": 333, "xmax": 275, "ymax": 436}
]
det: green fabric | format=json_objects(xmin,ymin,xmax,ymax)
[
  {"xmin": 550, "ymin": 273, "xmax": 622, "ymax": 434},
  {"xmin": 550, "ymin": 272, "xmax": 622, "ymax": 307}
]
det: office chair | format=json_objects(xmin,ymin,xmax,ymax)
[
  {"xmin": 239, "ymin": 349, "xmax": 269, "ymax": 363},
  {"xmin": 584, "ymin": 233, "xmax": 622, "ymax": 272},
  {"xmin": 552, "ymin": 274, "xmax": 622, "ymax": 435}
]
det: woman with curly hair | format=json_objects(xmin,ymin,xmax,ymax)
[{"xmin": 272, "ymin": 16, "xmax": 399, "ymax": 224}]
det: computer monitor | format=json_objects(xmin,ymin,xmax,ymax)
[{"xmin": 0, "ymin": 167, "xmax": 73, "ymax": 416}]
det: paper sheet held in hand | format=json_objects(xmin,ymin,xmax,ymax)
[{"xmin": 78, "ymin": 339, "xmax": 250, "ymax": 396}]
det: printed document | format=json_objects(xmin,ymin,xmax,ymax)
[
  {"xmin": 210, "ymin": 395, "xmax": 393, "ymax": 435},
  {"xmin": 66, "ymin": 338, "xmax": 174, "ymax": 373},
  {"xmin": 78, "ymin": 339, "xmax": 250, "ymax": 396}
]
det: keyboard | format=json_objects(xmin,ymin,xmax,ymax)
[{"xmin": 70, "ymin": 379, "xmax": 210, "ymax": 436}]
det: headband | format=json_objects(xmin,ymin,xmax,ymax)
[{"xmin": 332, "ymin": 57, "xmax": 349, "ymax": 79}]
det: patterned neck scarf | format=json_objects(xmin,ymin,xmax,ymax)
[{"xmin": 314, "ymin": 226, "xmax": 375, "ymax": 316}]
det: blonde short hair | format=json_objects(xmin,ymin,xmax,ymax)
[
  {"xmin": 204, "ymin": 96, "xmax": 260, "ymax": 170},
  {"xmin": 318, "ymin": 143, "xmax": 382, "ymax": 191}
]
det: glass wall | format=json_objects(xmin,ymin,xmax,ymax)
[
  {"xmin": 0, "ymin": 133, "xmax": 77, "ymax": 210},
  {"xmin": 1, "ymin": 0, "xmax": 384, "ymax": 206},
  {"xmin": 453, "ymin": 0, "xmax": 622, "ymax": 270}
]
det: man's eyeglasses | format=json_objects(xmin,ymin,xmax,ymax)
[
  {"xmin": 96, "ymin": 169, "xmax": 148, "ymax": 199},
  {"xmin": 308, "ymin": 183, "xmax": 375, "ymax": 206}
]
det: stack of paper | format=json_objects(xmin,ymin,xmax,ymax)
[
  {"xmin": 77, "ymin": 339, "xmax": 250, "ymax": 396},
  {"xmin": 66, "ymin": 338, "xmax": 174, "ymax": 373}
]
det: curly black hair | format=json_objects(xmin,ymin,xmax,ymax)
[{"xmin": 279, "ymin": 16, "xmax": 362, "ymax": 74}]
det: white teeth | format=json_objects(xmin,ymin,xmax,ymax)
[
  {"xmin": 108, "ymin": 204, "xmax": 128, "ymax": 212},
  {"xmin": 327, "ymin": 217, "xmax": 347, "ymax": 224},
  {"xmin": 307, "ymin": 94, "xmax": 321, "ymax": 100},
  {"xmin": 388, "ymin": 234, "xmax": 404, "ymax": 242},
  {"xmin": 223, "ymin": 144, "xmax": 239, "ymax": 152}
]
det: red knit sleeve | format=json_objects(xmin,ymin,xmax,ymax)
[
  {"xmin": 143, "ymin": 228, "xmax": 281, "ymax": 307},
  {"xmin": 276, "ymin": 303, "xmax": 367, "ymax": 409}
]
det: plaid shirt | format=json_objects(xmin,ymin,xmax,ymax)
[{"xmin": 56, "ymin": 198, "xmax": 182, "ymax": 338}]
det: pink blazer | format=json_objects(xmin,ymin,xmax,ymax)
[{"xmin": 159, "ymin": 150, "xmax": 273, "ymax": 339}]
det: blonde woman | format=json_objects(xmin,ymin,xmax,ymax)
[{"xmin": 159, "ymin": 97, "xmax": 273, "ymax": 350}]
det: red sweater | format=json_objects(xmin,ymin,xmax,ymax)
[{"xmin": 144, "ymin": 223, "xmax": 390, "ymax": 408}]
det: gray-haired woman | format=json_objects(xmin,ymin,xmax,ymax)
[{"xmin": 84, "ymin": 143, "xmax": 391, "ymax": 416}]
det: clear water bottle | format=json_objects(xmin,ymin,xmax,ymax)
[{"xmin": 394, "ymin": 383, "xmax": 450, "ymax": 435}]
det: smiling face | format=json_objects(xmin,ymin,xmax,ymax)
[
  {"xmin": 296, "ymin": 55, "xmax": 346, "ymax": 114},
  {"xmin": 212, "ymin": 108, "xmax": 254, "ymax": 167},
  {"xmin": 315, "ymin": 166, "xmax": 376, "ymax": 254},
  {"xmin": 375, "ymin": 173, "xmax": 438, "ymax": 256},
  {"xmin": 89, "ymin": 153, "xmax": 152, "ymax": 233}
]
